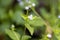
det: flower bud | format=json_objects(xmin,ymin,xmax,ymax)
[
  {"xmin": 47, "ymin": 34, "xmax": 52, "ymax": 38},
  {"xmin": 58, "ymin": 15, "xmax": 60, "ymax": 18},
  {"xmin": 25, "ymin": 6, "xmax": 29, "ymax": 10},
  {"xmin": 32, "ymin": 3, "xmax": 36, "ymax": 7},
  {"xmin": 28, "ymin": 14, "xmax": 33, "ymax": 20}
]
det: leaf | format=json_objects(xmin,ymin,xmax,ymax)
[
  {"xmin": 25, "ymin": 23, "xmax": 34, "ymax": 35},
  {"xmin": 40, "ymin": 35, "xmax": 49, "ymax": 40},
  {"xmin": 16, "ymin": 26, "xmax": 25, "ymax": 35},
  {"xmin": 28, "ymin": 17, "xmax": 44, "ymax": 27},
  {"xmin": 52, "ymin": 25, "xmax": 60, "ymax": 40},
  {"xmin": 5, "ymin": 29, "xmax": 20, "ymax": 40},
  {"xmin": 21, "ymin": 35, "xmax": 31, "ymax": 40},
  {"xmin": 52, "ymin": 34, "xmax": 58, "ymax": 40}
]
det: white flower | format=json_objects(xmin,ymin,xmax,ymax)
[
  {"xmin": 25, "ymin": 6, "xmax": 29, "ymax": 10},
  {"xmin": 32, "ymin": 3, "xmax": 36, "ymax": 7},
  {"xmin": 28, "ymin": 14, "xmax": 33, "ymax": 20},
  {"xmin": 47, "ymin": 34, "xmax": 52, "ymax": 38},
  {"xmin": 11, "ymin": 24, "xmax": 15, "ymax": 28},
  {"xmin": 58, "ymin": 15, "xmax": 60, "ymax": 18}
]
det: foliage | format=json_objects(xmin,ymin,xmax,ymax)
[{"xmin": 0, "ymin": 0, "xmax": 60, "ymax": 40}]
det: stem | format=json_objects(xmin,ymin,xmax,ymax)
[
  {"xmin": 27, "ymin": 10, "xmax": 28, "ymax": 15},
  {"xmin": 31, "ymin": 7, "xmax": 52, "ymax": 34},
  {"xmin": 24, "ymin": 10, "xmax": 29, "ymax": 34},
  {"xmin": 20, "ymin": 10, "xmax": 29, "ymax": 40},
  {"xmin": 31, "ymin": 7, "xmax": 40, "ymax": 17}
]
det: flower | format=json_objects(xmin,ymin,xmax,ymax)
[
  {"xmin": 25, "ymin": 6, "xmax": 29, "ymax": 10},
  {"xmin": 47, "ymin": 34, "xmax": 52, "ymax": 38},
  {"xmin": 58, "ymin": 15, "xmax": 60, "ymax": 18},
  {"xmin": 11, "ymin": 24, "xmax": 15, "ymax": 28},
  {"xmin": 32, "ymin": 3, "xmax": 36, "ymax": 7},
  {"xmin": 28, "ymin": 14, "xmax": 33, "ymax": 20}
]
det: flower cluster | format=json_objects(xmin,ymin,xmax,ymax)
[
  {"xmin": 25, "ymin": 2, "xmax": 36, "ymax": 10},
  {"xmin": 17, "ymin": 0, "xmax": 36, "ymax": 10},
  {"xmin": 28, "ymin": 14, "xmax": 33, "ymax": 20}
]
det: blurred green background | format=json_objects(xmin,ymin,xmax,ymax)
[{"xmin": 0, "ymin": 0, "xmax": 60, "ymax": 40}]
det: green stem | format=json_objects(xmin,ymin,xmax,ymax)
[
  {"xmin": 24, "ymin": 10, "xmax": 29, "ymax": 34},
  {"xmin": 20, "ymin": 10, "xmax": 29, "ymax": 40},
  {"xmin": 31, "ymin": 7, "xmax": 52, "ymax": 34},
  {"xmin": 31, "ymin": 7, "xmax": 40, "ymax": 17},
  {"xmin": 27, "ymin": 10, "xmax": 28, "ymax": 15}
]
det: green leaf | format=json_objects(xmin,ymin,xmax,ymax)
[
  {"xmin": 16, "ymin": 26, "xmax": 25, "ymax": 35},
  {"xmin": 5, "ymin": 29, "xmax": 20, "ymax": 40},
  {"xmin": 28, "ymin": 17, "xmax": 44, "ymax": 27},
  {"xmin": 21, "ymin": 35, "xmax": 31, "ymax": 40},
  {"xmin": 40, "ymin": 35, "xmax": 49, "ymax": 40},
  {"xmin": 52, "ymin": 25, "xmax": 60, "ymax": 40},
  {"xmin": 25, "ymin": 23, "xmax": 34, "ymax": 35}
]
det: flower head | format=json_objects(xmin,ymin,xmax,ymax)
[
  {"xmin": 11, "ymin": 24, "xmax": 15, "ymax": 28},
  {"xmin": 32, "ymin": 3, "xmax": 36, "ymax": 7},
  {"xmin": 25, "ymin": 6, "xmax": 29, "ymax": 10},
  {"xmin": 28, "ymin": 14, "xmax": 33, "ymax": 20},
  {"xmin": 58, "ymin": 15, "xmax": 60, "ymax": 18},
  {"xmin": 47, "ymin": 34, "xmax": 52, "ymax": 38}
]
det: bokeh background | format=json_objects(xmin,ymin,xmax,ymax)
[{"xmin": 0, "ymin": 0, "xmax": 60, "ymax": 40}]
